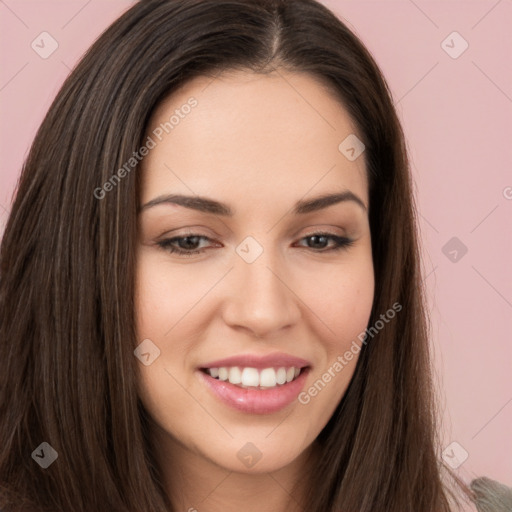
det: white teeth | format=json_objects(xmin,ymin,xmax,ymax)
[
  {"xmin": 276, "ymin": 367, "xmax": 287, "ymax": 385},
  {"xmin": 241, "ymin": 367, "xmax": 259, "ymax": 387},
  {"xmin": 204, "ymin": 366, "xmax": 304, "ymax": 388},
  {"xmin": 259, "ymin": 368, "xmax": 277, "ymax": 387},
  {"xmin": 228, "ymin": 366, "xmax": 242, "ymax": 384}
]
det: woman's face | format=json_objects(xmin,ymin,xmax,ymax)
[{"xmin": 135, "ymin": 69, "xmax": 374, "ymax": 474}]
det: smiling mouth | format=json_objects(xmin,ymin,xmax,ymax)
[
  {"xmin": 197, "ymin": 364, "xmax": 311, "ymax": 414},
  {"xmin": 199, "ymin": 366, "xmax": 307, "ymax": 389}
]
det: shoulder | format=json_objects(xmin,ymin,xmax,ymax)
[{"xmin": 471, "ymin": 477, "xmax": 512, "ymax": 512}]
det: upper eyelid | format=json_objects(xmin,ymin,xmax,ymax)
[
  {"xmin": 160, "ymin": 231, "xmax": 352, "ymax": 247},
  {"xmin": 160, "ymin": 224, "xmax": 350, "ymax": 239}
]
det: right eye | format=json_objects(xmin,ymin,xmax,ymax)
[{"xmin": 156, "ymin": 234, "xmax": 214, "ymax": 256}]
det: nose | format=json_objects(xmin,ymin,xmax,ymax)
[{"xmin": 221, "ymin": 246, "xmax": 301, "ymax": 339}]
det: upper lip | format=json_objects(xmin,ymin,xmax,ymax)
[{"xmin": 199, "ymin": 352, "xmax": 311, "ymax": 370}]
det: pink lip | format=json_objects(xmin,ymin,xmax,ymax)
[
  {"xmin": 199, "ymin": 352, "xmax": 311, "ymax": 370},
  {"xmin": 197, "ymin": 367, "xmax": 311, "ymax": 414}
]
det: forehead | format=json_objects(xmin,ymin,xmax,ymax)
[{"xmin": 140, "ymin": 69, "xmax": 368, "ymax": 212}]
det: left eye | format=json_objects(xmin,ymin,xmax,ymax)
[{"xmin": 156, "ymin": 232, "xmax": 354, "ymax": 257}]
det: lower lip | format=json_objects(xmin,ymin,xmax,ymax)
[{"xmin": 197, "ymin": 368, "xmax": 310, "ymax": 414}]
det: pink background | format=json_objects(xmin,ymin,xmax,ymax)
[{"xmin": 1, "ymin": 0, "xmax": 511, "ymax": 489}]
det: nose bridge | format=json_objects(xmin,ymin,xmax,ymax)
[{"xmin": 222, "ymin": 235, "xmax": 299, "ymax": 336}]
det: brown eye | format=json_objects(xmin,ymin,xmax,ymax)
[
  {"xmin": 157, "ymin": 235, "xmax": 212, "ymax": 256},
  {"xmin": 297, "ymin": 233, "xmax": 354, "ymax": 252}
]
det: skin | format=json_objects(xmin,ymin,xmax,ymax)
[{"xmin": 135, "ymin": 69, "xmax": 375, "ymax": 512}]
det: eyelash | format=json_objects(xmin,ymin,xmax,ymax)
[{"xmin": 156, "ymin": 232, "xmax": 355, "ymax": 257}]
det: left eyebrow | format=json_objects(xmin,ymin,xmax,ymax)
[
  {"xmin": 139, "ymin": 190, "xmax": 367, "ymax": 215},
  {"xmin": 294, "ymin": 191, "xmax": 367, "ymax": 214}
]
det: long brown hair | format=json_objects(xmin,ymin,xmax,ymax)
[{"xmin": 0, "ymin": 0, "xmax": 473, "ymax": 510}]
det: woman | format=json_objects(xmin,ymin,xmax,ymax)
[{"xmin": 0, "ymin": 0, "xmax": 486, "ymax": 510}]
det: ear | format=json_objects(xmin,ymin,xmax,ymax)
[{"xmin": 470, "ymin": 477, "xmax": 512, "ymax": 512}]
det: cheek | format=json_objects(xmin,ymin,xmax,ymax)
[
  {"xmin": 133, "ymin": 256, "xmax": 200, "ymax": 445},
  {"xmin": 134, "ymin": 249, "xmax": 209, "ymax": 340},
  {"xmin": 326, "ymin": 275, "xmax": 374, "ymax": 347},
  {"xmin": 294, "ymin": 255, "xmax": 374, "ymax": 416},
  {"xmin": 296, "ymin": 252, "xmax": 375, "ymax": 345}
]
